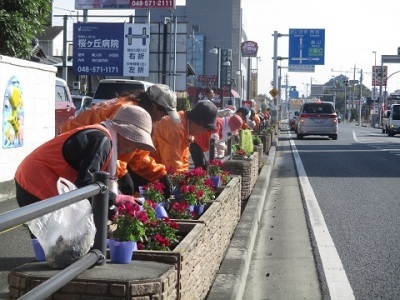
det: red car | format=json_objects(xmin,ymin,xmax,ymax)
[{"xmin": 55, "ymin": 78, "xmax": 75, "ymax": 136}]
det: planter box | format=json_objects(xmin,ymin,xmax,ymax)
[
  {"xmin": 258, "ymin": 133, "xmax": 272, "ymax": 154},
  {"xmin": 136, "ymin": 176, "xmax": 242, "ymax": 299},
  {"xmin": 9, "ymin": 256, "xmax": 178, "ymax": 299},
  {"xmin": 222, "ymin": 154, "xmax": 259, "ymax": 200},
  {"xmin": 8, "ymin": 180, "xmax": 243, "ymax": 300},
  {"xmin": 254, "ymin": 144, "xmax": 264, "ymax": 170}
]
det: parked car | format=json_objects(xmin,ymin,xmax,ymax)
[
  {"xmin": 72, "ymin": 95, "xmax": 93, "ymax": 117},
  {"xmin": 92, "ymin": 79, "xmax": 154, "ymax": 104},
  {"xmin": 55, "ymin": 78, "xmax": 75, "ymax": 136},
  {"xmin": 295, "ymin": 101, "xmax": 338, "ymax": 140},
  {"xmin": 381, "ymin": 109, "xmax": 390, "ymax": 134},
  {"xmin": 385, "ymin": 105, "xmax": 400, "ymax": 136}
]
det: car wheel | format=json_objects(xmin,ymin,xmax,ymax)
[
  {"xmin": 297, "ymin": 134, "xmax": 303, "ymax": 139},
  {"xmin": 331, "ymin": 134, "xmax": 338, "ymax": 140},
  {"xmin": 389, "ymin": 130, "xmax": 395, "ymax": 137}
]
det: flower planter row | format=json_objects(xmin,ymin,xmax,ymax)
[
  {"xmin": 222, "ymin": 151, "xmax": 259, "ymax": 200},
  {"xmin": 9, "ymin": 177, "xmax": 242, "ymax": 300}
]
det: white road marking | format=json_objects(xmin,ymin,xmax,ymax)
[{"xmin": 290, "ymin": 137, "xmax": 355, "ymax": 299}]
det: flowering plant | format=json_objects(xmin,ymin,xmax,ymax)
[
  {"xmin": 142, "ymin": 181, "xmax": 166, "ymax": 203},
  {"xmin": 110, "ymin": 202, "xmax": 148, "ymax": 242},
  {"xmin": 168, "ymin": 201, "xmax": 194, "ymax": 219},
  {"xmin": 235, "ymin": 149, "xmax": 248, "ymax": 156},
  {"xmin": 139, "ymin": 217, "xmax": 179, "ymax": 251},
  {"xmin": 207, "ymin": 159, "xmax": 224, "ymax": 177},
  {"xmin": 220, "ymin": 170, "xmax": 232, "ymax": 186},
  {"xmin": 171, "ymin": 168, "xmax": 215, "ymax": 206}
]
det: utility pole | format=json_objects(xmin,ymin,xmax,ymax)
[{"xmin": 358, "ymin": 69, "xmax": 363, "ymax": 126}]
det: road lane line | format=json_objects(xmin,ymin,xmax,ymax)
[{"xmin": 291, "ymin": 139, "xmax": 355, "ymax": 299}]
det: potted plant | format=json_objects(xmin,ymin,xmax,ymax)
[
  {"xmin": 207, "ymin": 159, "xmax": 224, "ymax": 187},
  {"xmin": 169, "ymin": 168, "xmax": 216, "ymax": 217},
  {"xmin": 109, "ymin": 202, "xmax": 148, "ymax": 264},
  {"xmin": 138, "ymin": 217, "xmax": 180, "ymax": 251},
  {"xmin": 232, "ymin": 145, "xmax": 250, "ymax": 160},
  {"xmin": 142, "ymin": 181, "xmax": 168, "ymax": 218}
]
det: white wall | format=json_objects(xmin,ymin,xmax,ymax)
[{"xmin": 0, "ymin": 55, "xmax": 56, "ymax": 183}]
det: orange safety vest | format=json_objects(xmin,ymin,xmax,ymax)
[
  {"xmin": 15, "ymin": 124, "xmax": 111, "ymax": 200},
  {"xmin": 151, "ymin": 111, "xmax": 190, "ymax": 173},
  {"xmin": 60, "ymin": 97, "xmax": 167, "ymax": 181}
]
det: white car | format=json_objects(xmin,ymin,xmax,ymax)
[
  {"xmin": 296, "ymin": 101, "xmax": 338, "ymax": 140},
  {"xmin": 92, "ymin": 79, "xmax": 154, "ymax": 104}
]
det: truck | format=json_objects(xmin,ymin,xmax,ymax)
[
  {"xmin": 383, "ymin": 104, "xmax": 400, "ymax": 136},
  {"xmin": 288, "ymin": 98, "xmax": 304, "ymax": 131}
]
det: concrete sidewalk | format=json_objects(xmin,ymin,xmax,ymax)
[
  {"xmin": 207, "ymin": 131, "xmax": 323, "ymax": 299},
  {"xmin": 207, "ymin": 139, "xmax": 278, "ymax": 299}
]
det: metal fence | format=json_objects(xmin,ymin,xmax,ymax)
[
  {"xmin": 209, "ymin": 133, "xmax": 234, "ymax": 162},
  {"xmin": 0, "ymin": 172, "xmax": 110, "ymax": 299}
]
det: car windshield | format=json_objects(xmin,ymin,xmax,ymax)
[
  {"xmin": 55, "ymin": 85, "xmax": 69, "ymax": 102},
  {"xmin": 93, "ymin": 83, "xmax": 146, "ymax": 100}
]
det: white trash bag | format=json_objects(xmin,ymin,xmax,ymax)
[{"xmin": 28, "ymin": 177, "xmax": 97, "ymax": 269}]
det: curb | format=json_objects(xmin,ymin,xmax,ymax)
[{"xmin": 207, "ymin": 139, "xmax": 278, "ymax": 299}]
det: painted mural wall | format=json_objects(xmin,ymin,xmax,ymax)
[{"xmin": 0, "ymin": 55, "xmax": 56, "ymax": 183}]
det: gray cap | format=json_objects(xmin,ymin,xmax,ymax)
[{"xmin": 147, "ymin": 84, "xmax": 180, "ymax": 123}]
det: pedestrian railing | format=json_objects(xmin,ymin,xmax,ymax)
[
  {"xmin": 208, "ymin": 133, "xmax": 233, "ymax": 163},
  {"xmin": 0, "ymin": 172, "xmax": 110, "ymax": 300}
]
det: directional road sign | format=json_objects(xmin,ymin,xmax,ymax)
[{"xmin": 289, "ymin": 29, "xmax": 325, "ymax": 65}]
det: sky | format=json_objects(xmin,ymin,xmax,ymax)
[{"xmin": 53, "ymin": 0, "xmax": 400, "ymax": 97}]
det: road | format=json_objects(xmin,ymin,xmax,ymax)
[
  {"xmin": 295, "ymin": 123, "xmax": 400, "ymax": 299},
  {"xmin": 245, "ymin": 122, "xmax": 400, "ymax": 299}
]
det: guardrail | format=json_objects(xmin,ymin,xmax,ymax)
[
  {"xmin": 0, "ymin": 172, "xmax": 110, "ymax": 299},
  {"xmin": 208, "ymin": 133, "xmax": 234, "ymax": 162}
]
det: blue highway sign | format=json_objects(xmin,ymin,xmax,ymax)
[{"xmin": 289, "ymin": 29, "xmax": 325, "ymax": 65}]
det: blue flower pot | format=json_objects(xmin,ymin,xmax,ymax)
[
  {"xmin": 109, "ymin": 239, "xmax": 137, "ymax": 264},
  {"xmin": 31, "ymin": 238, "xmax": 46, "ymax": 262},
  {"xmin": 189, "ymin": 204, "xmax": 205, "ymax": 216},
  {"xmin": 210, "ymin": 176, "xmax": 221, "ymax": 187},
  {"xmin": 155, "ymin": 202, "xmax": 168, "ymax": 219}
]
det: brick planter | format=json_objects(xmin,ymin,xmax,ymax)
[
  {"xmin": 258, "ymin": 133, "xmax": 272, "ymax": 154},
  {"xmin": 136, "ymin": 176, "xmax": 242, "ymax": 299},
  {"xmin": 8, "ymin": 254, "xmax": 178, "ymax": 299},
  {"xmin": 222, "ymin": 153, "xmax": 259, "ymax": 200},
  {"xmin": 8, "ymin": 178, "xmax": 243, "ymax": 300},
  {"xmin": 254, "ymin": 144, "xmax": 264, "ymax": 170}
]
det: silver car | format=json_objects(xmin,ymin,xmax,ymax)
[{"xmin": 296, "ymin": 101, "xmax": 338, "ymax": 140}]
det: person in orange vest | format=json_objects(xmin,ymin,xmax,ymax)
[
  {"xmin": 60, "ymin": 84, "xmax": 179, "ymax": 198},
  {"xmin": 151, "ymin": 101, "xmax": 218, "ymax": 173},
  {"xmin": 15, "ymin": 105, "xmax": 155, "ymax": 218},
  {"xmin": 211, "ymin": 114, "xmax": 243, "ymax": 157}
]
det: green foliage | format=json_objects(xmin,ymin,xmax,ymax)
[
  {"xmin": 253, "ymin": 135, "xmax": 262, "ymax": 145},
  {"xmin": 176, "ymin": 97, "xmax": 191, "ymax": 111},
  {"xmin": 0, "ymin": 0, "xmax": 51, "ymax": 59}
]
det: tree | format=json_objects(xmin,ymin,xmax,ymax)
[{"xmin": 0, "ymin": 0, "xmax": 51, "ymax": 59}]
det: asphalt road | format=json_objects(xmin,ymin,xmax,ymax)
[{"xmin": 292, "ymin": 123, "xmax": 400, "ymax": 299}]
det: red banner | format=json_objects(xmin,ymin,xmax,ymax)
[{"xmin": 198, "ymin": 75, "xmax": 217, "ymax": 83}]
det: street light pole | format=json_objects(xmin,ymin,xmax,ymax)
[
  {"xmin": 372, "ymin": 51, "xmax": 377, "ymax": 101},
  {"xmin": 209, "ymin": 46, "xmax": 220, "ymax": 89}
]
